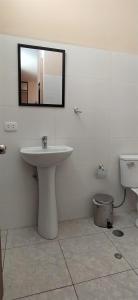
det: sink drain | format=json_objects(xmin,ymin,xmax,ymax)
[
  {"xmin": 112, "ymin": 229, "xmax": 124, "ymax": 237},
  {"xmin": 114, "ymin": 253, "xmax": 122, "ymax": 259}
]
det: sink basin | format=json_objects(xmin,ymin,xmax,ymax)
[
  {"xmin": 20, "ymin": 145, "xmax": 73, "ymax": 239},
  {"xmin": 20, "ymin": 145, "xmax": 73, "ymax": 167}
]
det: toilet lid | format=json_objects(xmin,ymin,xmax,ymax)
[{"xmin": 93, "ymin": 194, "xmax": 114, "ymax": 205}]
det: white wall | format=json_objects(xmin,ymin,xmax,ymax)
[{"xmin": 0, "ymin": 34, "xmax": 138, "ymax": 229}]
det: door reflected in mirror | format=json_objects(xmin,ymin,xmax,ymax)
[{"xmin": 18, "ymin": 44, "xmax": 65, "ymax": 107}]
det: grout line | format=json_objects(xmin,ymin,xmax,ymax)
[
  {"xmin": 73, "ymin": 284, "xmax": 79, "ymax": 299},
  {"xmin": 4, "ymin": 231, "xmax": 105, "ymax": 251},
  {"xmin": 5, "ymin": 230, "xmax": 8, "ymax": 249},
  {"xmin": 2, "ymin": 229, "xmax": 8, "ymax": 270},
  {"xmin": 72, "ymin": 269, "xmax": 133, "ymax": 286},
  {"xmin": 14, "ymin": 269, "xmax": 133, "ymax": 300},
  {"xmin": 58, "ymin": 240, "xmax": 79, "ymax": 299},
  {"xmin": 4, "ymin": 233, "xmax": 104, "ymax": 251},
  {"xmin": 5, "ymin": 225, "xmax": 36, "ymax": 231},
  {"xmin": 58, "ymin": 240, "xmax": 74, "ymax": 284},
  {"xmin": 132, "ymin": 268, "xmax": 138, "ymax": 276},
  {"xmin": 58, "ymin": 230, "xmax": 104, "ymax": 241},
  {"xmin": 3, "ymin": 228, "xmax": 132, "ymax": 250},
  {"xmin": 12, "ymin": 284, "xmax": 73, "ymax": 300},
  {"xmin": 5, "ymin": 240, "xmax": 55, "ymax": 251}
]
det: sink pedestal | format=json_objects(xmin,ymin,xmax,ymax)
[
  {"xmin": 37, "ymin": 166, "xmax": 58, "ymax": 239},
  {"xmin": 20, "ymin": 145, "xmax": 73, "ymax": 240}
]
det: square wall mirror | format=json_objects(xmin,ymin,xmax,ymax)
[{"xmin": 18, "ymin": 44, "xmax": 65, "ymax": 107}]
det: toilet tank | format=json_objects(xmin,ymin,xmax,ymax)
[{"xmin": 120, "ymin": 155, "xmax": 138, "ymax": 188}]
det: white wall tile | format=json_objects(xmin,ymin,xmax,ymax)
[
  {"xmin": 110, "ymin": 83, "xmax": 138, "ymax": 138},
  {"xmin": 55, "ymin": 108, "xmax": 110, "ymax": 139},
  {"xmin": 56, "ymin": 164, "xmax": 107, "ymax": 220},
  {"xmin": 112, "ymin": 52, "xmax": 137, "ymax": 84},
  {"xmin": 67, "ymin": 46, "xmax": 112, "ymax": 79},
  {"xmin": 67, "ymin": 76, "xmax": 111, "ymax": 111},
  {"xmin": 0, "ymin": 135, "xmax": 38, "ymax": 228},
  {"xmin": 0, "ymin": 107, "xmax": 56, "ymax": 141}
]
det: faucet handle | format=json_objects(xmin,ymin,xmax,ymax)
[
  {"xmin": 42, "ymin": 136, "xmax": 48, "ymax": 149},
  {"xmin": 42, "ymin": 136, "xmax": 47, "ymax": 140}
]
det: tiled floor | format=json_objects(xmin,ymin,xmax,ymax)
[{"xmin": 2, "ymin": 210, "xmax": 138, "ymax": 299}]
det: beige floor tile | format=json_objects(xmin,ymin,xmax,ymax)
[
  {"xmin": 58, "ymin": 218, "xmax": 102, "ymax": 239},
  {"xmin": 112, "ymin": 211, "xmax": 136, "ymax": 229},
  {"xmin": 105, "ymin": 226, "xmax": 138, "ymax": 268},
  {"xmin": 6, "ymin": 227, "xmax": 46, "ymax": 248},
  {"xmin": 4, "ymin": 241, "xmax": 71, "ymax": 299},
  {"xmin": 75, "ymin": 270, "xmax": 138, "ymax": 300},
  {"xmin": 24, "ymin": 286, "xmax": 77, "ymax": 300},
  {"xmin": 60, "ymin": 233, "xmax": 130, "ymax": 284}
]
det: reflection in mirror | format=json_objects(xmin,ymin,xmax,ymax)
[{"xmin": 18, "ymin": 44, "xmax": 65, "ymax": 107}]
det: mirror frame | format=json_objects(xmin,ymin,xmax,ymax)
[{"xmin": 18, "ymin": 44, "xmax": 65, "ymax": 107}]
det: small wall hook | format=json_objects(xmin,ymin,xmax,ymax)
[{"xmin": 74, "ymin": 107, "xmax": 82, "ymax": 114}]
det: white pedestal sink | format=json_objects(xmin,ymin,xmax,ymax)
[{"xmin": 20, "ymin": 146, "xmax": 73, "ymax": 239}]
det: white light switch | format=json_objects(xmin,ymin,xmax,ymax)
[{"xmin": 4, "ymin": 121, "xmax": 18, "ymax": 132}]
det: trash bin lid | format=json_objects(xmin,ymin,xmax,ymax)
[{"xmin": 93, "ymin": 193, "xmax": 114, "ymax": 205}]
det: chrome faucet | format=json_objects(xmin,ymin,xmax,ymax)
[{"xmin": 42, "ymin": 136, "xmax": 48, "ymax": 149}]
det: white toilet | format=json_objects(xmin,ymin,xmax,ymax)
[{"xmin": 120, "ymin": 154, "xmax": 138, "ymax": 226}]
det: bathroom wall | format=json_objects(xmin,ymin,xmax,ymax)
[
  {"xmin": 0, "ymin": 0, "xmax": 138, "ymax": 54},
  {"xmin": 0, "ymin": 34, "xmax": 138, "ymax": 229}
]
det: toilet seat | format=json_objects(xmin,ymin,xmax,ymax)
[{"xmin": 131, "ymin": 188, "xmax": 138, "ymax": 196}]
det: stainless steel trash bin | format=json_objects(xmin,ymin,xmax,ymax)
[{"xmin": 93, "ymin": 194, "xmax": 114, "ymax": 228}]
